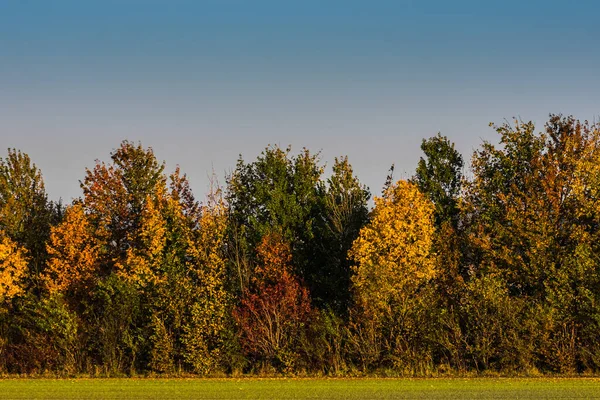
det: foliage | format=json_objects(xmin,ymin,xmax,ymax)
[
  {"xmin": 182, "ymin": 186, "xmax": 231, "ymax": 374},
  {"xmin": 315, "ymin": 156, "xmax": 370, "ymax": 314},
  {"xmin": 226, "ymin": 145, "xmax": 323, "ymax": 295},
  {"xmin": 413, "ymin": 133, "xmax": 464, "ymax": 227},
  {"xmin": 87, "ymin": 274, "xmax": 142, "ymax": 375},
  {"xmin": 0, "ymin": 149, "xmax": 57, "ymax": 293},
  {"xmin": 462, "ymin": 115, "xmax": 600, "ymax": 372},
  {"xmin": 80, "ymin": 141, "xmax": 166, "ymax": 269},
  {"xmin": 45, "ymin": 204, "xmax": 101, "ymax": 295},
  {"xmin": 118, "ymin": 188, "xmax": 168, "ymax": 288},
  {"xmin": 6, "ymin": 116, "xmax": 600, "ymax": 376},
  {"xmin": 2, "ymin": 293, "xmax": 78, "ymax": 374},
  {"xmin": 0, "ymin": 231, "xmax": 28, "ymax": 303},
  {"xmin": 348, "ymin": 180, "xmax": 436, "ymax": 371},
  {"xmin": 234, "ymin": 232, "xmax": 313, "ymax": 371},
  {"xmin": 149, "ymin": 312, "xmax": 174, "ymax": 373},
  {"xmin": 350, "ymin": 180, "xmax": 436, "ymax": 321}
]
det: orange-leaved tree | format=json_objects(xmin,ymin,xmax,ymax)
[
  {"xmin": 0, "ymin": 231, "xmax": 28, "ymax": 303},
  {"xmin": 45, "ymin": 203, "xmax": 102, "ymax": 295},
  {"xmin": 80, "ymin": 141, "xmax": 166, "ymax": 271}
]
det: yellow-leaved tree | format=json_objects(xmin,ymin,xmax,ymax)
[
  {"xmin": 182, "ymin": 184, "xmax": 231, "ymax": 374},
  {"xmin": 349, "ymin": 180, "xmax": 436, "ymax": 370},
  {"xmin": 350, "ymin": 180, "xmax": 436, "ymax": 317},
  {"xmin": 118, "ymin": 186, "xmax": 168, "ymax": 288}
]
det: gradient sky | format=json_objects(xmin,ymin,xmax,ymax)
[{"xmin": 1, "ymin": 0, "xmax": 599, "ymax": 202}]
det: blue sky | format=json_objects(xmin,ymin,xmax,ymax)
[{"xmin": 1, "ymin": 0, "xmax": 599, "ymax": 201}]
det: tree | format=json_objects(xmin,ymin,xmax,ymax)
[
  {"xmin": 350, "ymin": 180, "xmax": 436, "ymax": 320},
  {"xmin": 412, "ymin": 134, "xmax": 465, "ymax": 339},
  {"xmin": 0, "ymin": 231, "xmax": 29, "ymax": 371},
  {"xmin": 234, "ymin": 232, "xmax": 313, "ymax": 371},
  {"xmin": 169, "ymin": 166, "xmax": 201, "ymax": 228},
  {"xmin": 315, "ymin": 156, "xmax": 370, "ymax": 314},
  {"xmin": 0, "ymin": 231, "xmax": 28, "ymax": 303},
  {"xmin": 182, "ymin": 181, "xmax": 232, "ymax": 374},
  {"xmin": 464, "ymin": 116, "xmax": 590, "ymax": 297},
  {"xmin": 413, "ymin": 133, "xmax": 463, "ymax": 228},
  {"xmin": 45, "ymin": 204, "xmax": 102, "ymax": 295},
  {"xmin": 80, "ymin": 141, "xmax": 166, "ymax": 269},
  {"xmin": 226, "ymin": 145, "xmax": 323, "ymax": 295},
  {"xmin": 463, "ymin": 115, "xmax": 600, "ymax": 372},
  {"xmin": 74, "ymin": 141, "xmax": 189, "ymax": 373},
  {"xmin": 349, "ymin": 180, "xmax": 436, "ymax": 369},
  {"xmin": 0, "ymin": 149, "xmax": 55, "ymax": 292},
  {"xmin": 118, "ymin": 187, "xmax": 168, "ymax": 288}
]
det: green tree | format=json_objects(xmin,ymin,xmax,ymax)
[
  {"xmin": 412, "ymin": 132, "xmax": 465, "ymax": 306},
  {"xmin": 0, "ymin": 149, "xmax": 57, "ymax": 292},
  {"xmin": 226, "ymin": 145, "xmax": 323, "ymax": 294},
  {"xmin": 413, "ymin": 133, "xmax": 463, "ymax": 228},
  {"xmin": 412, "ymin": 134, "xmax": 465, "ymax": 362},
  {"xmin": 315, "ymin": 156, "xmax": 370, "ymax": 314},
  {"xmin": 463, "ymin": 115, "xmax": 600, "ymax": 372}
]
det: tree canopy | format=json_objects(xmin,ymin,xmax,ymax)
[{"xmin": 3, "ymin": 115, "xmax": 600, "ymax": 375}]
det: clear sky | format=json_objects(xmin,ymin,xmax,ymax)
[{"xmin": 1, "ymin": 0, "xmax": 599, "ymax": 202}]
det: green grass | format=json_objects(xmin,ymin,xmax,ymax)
[{"xmin": 1, "ymin": 378, "xmax": 600, "ymax": 399}]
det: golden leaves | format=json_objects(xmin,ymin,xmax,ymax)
[
  {"xmin": 118, "ymin": 188, "xmax": 168, "ymax": 288},
  {"xmin": 45, "ymin": 204, "xmax": 100, "ymax": 294},
  {"xmin": 350, "ymin": 180, "xmax": 436, "ymax": 320},
  {"xmin": 0, "ymin": 230, "xmax": 28, "ymax": 302},
  {"xmin": 182, "ymin": 191, "xmax": 231, "ymax": 373}
]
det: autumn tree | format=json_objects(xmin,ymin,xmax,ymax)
[
  {"xmin": 349, "ymin": 180, "xmax": 436, "ymax": 369},
  {"xmin": 118, "ymin": 186, "xmax": 168, "ymax": 289},
  {"xmin": 117, "ymin": 173, "xmax": 205, "ymax": 373},
  {"xmin": 464, "ymin": 116, "xmax": 593, "ymax": 296},
  {"xmin": 182, "ymin": 180, "xmax": 232, "ymax": 374},
  {"xmin": 461, "ymin": 118, "xmax": 559, "ymax": 370},
  {"xmin": 351, "ymin": 180, "xmax": 436, "ymax": 318},
  {"xmin": 0, "ymin": 150, "xmax": 72, "ymax": 375},
  {"xmin": 0, "ymin": 231, "xmax": 28, "ymax": 304},
  {"xmin": 80, "ymin": 141, "xmax": 166, "ymax": 270},
  {"xmin": 42, "ymin": 141, "xmax": 189, "ymax": 373},
  {"xmin": 462, "ymin": 115, "xmax": 600, "ymax": 372},
  {"xmin": 234, "ymin": 232, "xmax": 313, "ymax": 371},
  {"xmin": 12, "ymin": 125, "xmax": 600, "ymax": 374},
  {"xmin": 45, "ymin": 204, "xmax": 101, "ymax": 295}
]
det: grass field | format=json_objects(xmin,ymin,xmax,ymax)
[{"xmin": 1, "ymin": 378, "xmax": 600, "ymax": 399}]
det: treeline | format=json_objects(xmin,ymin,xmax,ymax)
[{"xmin": 2, "ymin": 114, "xmax": 600, "ymax": 376}]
